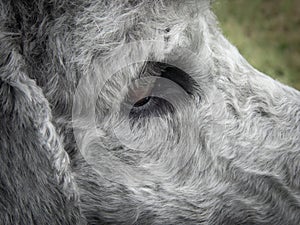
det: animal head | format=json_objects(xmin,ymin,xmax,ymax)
[{"xmin": 1, "ymin": 0, "xmax": 299, "ymax": 224}]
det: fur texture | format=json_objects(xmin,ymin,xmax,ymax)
[{"xmin": 0, "ymin": 0, "xmax": 300, "ymax": 224}]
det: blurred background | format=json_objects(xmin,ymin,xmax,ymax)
[{"xmin": 213, "ymin": 0, "xmax": 300, "ymax": 90}]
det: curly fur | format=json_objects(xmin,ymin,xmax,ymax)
[{"xmin": 1, "ymin": 0, "xmax": 300, "ymax": 224}]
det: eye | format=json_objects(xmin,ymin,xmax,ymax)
[
  {"xmin": 127, "ymin": 80, "xmax": 154, "ymax": 109},
  {"xmin": 125, "ymin": 78, "xmax": 169, "ymax": 118},
  {"xmin": 121, "ymin": 62, "xmax": 197, "ymax": 119},
  {"xmin": 133, "ymin": 96, "xmax": 151, "ymax": 108}
]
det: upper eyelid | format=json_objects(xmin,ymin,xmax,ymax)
[{"xmin": 132, "ymin": 61, "xmax": 198, "ymax": 96}]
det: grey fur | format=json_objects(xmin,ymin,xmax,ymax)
[{"xmin": 0, "ymin": 0, "xmax": 300, "ymax": 224}]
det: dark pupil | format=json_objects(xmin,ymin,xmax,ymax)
[{"xmin": 133, "ymin": 96, "xmax": 151, "ymax": 107}]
